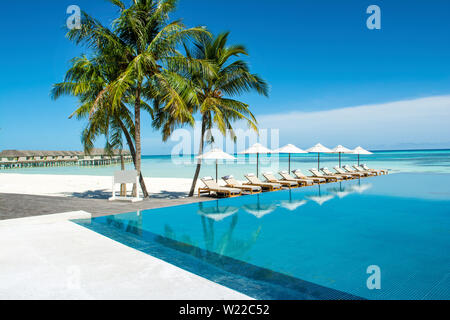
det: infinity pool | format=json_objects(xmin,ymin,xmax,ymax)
[{"xmin": 74, "ymin": 173, "xmax": 450, "ymax": 300}]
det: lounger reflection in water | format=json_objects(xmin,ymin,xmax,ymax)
[
  {"xmin": 262, "ymin": 172, "xmax": 299, "ymax": 188},
  {"xmin": 199, "ymin": 177, "xmax": 242, "ymax": 198},
  {"xmin": 291, "ymin": 169, "xmax": 326, "ymax": 184},
  {"xmin": 244, "ymin": 173, "xmax": 282, "ymax": 191},
  {"xmin": 222, "ymin": 175, "xmax": 262, "ymax": 194},
  {"xmin": 278, "ymin": 171, "xmax": 314, "ymax": 186}
]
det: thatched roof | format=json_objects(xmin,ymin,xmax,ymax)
[
  {"xmin": 0, "ymin": 150, "xmax": 27, "ymax": 157},
  {"xmin": 84, "ymin": 148, "xmax": 131, "ymax": 156}
]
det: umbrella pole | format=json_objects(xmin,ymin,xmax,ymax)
[
  {"xmin": 257, "ymin": 153, "xmax": 259, "ymax": 177},
  {"xmin": 339, "ymin": 153, "xmax": 341, "ymax": 168},
  {"xmin": 288, "ymin": 153, "xmax": 291, "ymax": 173},
  {"xmin": 216, "ymin": 160, "xmax": 218, "ymax": 182},
  {"xmin": 318, "ymin": 153, "xmax": 320, "ymax": 170},
  {"xmin": 358, "ymin": 154, "xmax": 360, "ymax": 166}
]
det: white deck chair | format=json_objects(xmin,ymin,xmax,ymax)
[
  {"xmin": 361, "ymin": 164, "xmax": 388, "ymax": 175},
  {"xmin": 352, "ymin": 165, "xmax": 378, "ymax": 176},
  {"xmin": 334, "ymin": 166, "xmax": 364, "ymax": 178},
  {"xmin": 109, "ymin": 170, "xmax": 143, "ymax": 202},
  {"xmin": 343, "ymin": 165, "xmax": 372, "ymax": 177},
  {"xmin": 309, "ymin": 168, "xmax": 339, "ymax": 182}
]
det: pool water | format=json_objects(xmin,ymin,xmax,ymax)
[{"xmin": 74, "ymin": 173, "xmax": 450, "ymax": 300}]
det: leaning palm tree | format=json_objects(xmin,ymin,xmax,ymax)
[
  {"xmin": 52, "ymin": 53, "xmax": 142, "ymax": 194},
  {"xmin": 155, "ymin": 32, "xmax": 269, "ymax": 196},
  {"xmin": 54, "ymin": 0, "xmax": 209, "ymax": 197}
]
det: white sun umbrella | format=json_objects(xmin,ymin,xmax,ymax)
[
  {"xmin": 352, "ymin": 146, "xmax": 373, "ymax": 166},
  {"xmin": 196, "ymin": 148, "xmax": 236, "ymax": 182},
  {"xmin": 306, "ymin": 143, "xmax": 332, "ymax": 170},
  {"xmin": 239, "ymin": 143, "xmax": 272, "ymax": 178},
  {"xmin": 331, "ymin": 145, "xmax": 353, "ymax": 168},
  {"xmin": 273, "ymin": 144, "xmax": 308, "ymax": 173}
]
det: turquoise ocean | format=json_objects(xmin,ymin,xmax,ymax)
[{"xmin": 2, "ymin": 149, "xmax": 450, "ymax": 179}]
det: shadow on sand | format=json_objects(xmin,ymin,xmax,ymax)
[{"xmin": 62, "ymin": 189, "xmax": 189, "ymax": 200}]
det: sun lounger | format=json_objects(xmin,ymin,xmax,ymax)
[
  {"xmin": 222, "ymin": 175, "xmax": 262, "ymax": 194},
  {"xmin": 321, "ymin": 167, "xmax": 353, "ymax": 180},
  {"xmin": 263, "ymin": 172, "xmax": 299, "ymax": 188},
  {"xmin": 352, "ymin": 165, "xmax": 378, "ymax": 176},
  {"xmin": 278, "ymin": 171, "xmax": 314, "ymax": 186},
  {"xmin": 342, "ymin": 165, "xmax": 372, "ymax": 177},
  {"xmin": 292, "ymin": 169, "xmax": 326, "ymax": 184},
  {"xmin": 309, "ymin": 168, "xmax": 339, "ymax": 182},
  {"xmin": 334, "ymin": 166, "xmax": 364, "ymax": 178},
  {"xmin": 361, "ymin": 164, "xmax": 388, "ymax": 175},
  {"xmin": 244, "ymin": 173, "xmax": 282, "ymax": 191},
  {"xmin": 199, "ymin": 177, "xmax": 242, "ymax": 198},
  {"xmin": 318, "ymin": 168, "xmax": 344, "ymax": 180}
]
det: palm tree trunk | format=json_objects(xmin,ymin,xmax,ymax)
[
  {"xmin": 134, "ymin": 84, "xmax": 149, "ymax": 198},
  {"xmin": 120, "ymin": 152, "xmax": 126, "ymax": 196},
  {"xmin": 189, "ymin": 118, "xmax": 207, "ymax": 197},
  {"xmin": 118, "ymin": 118, "xmax": 148, "ymax": 198}
]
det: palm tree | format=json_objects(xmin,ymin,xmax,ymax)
[
  {"xmin": 51, "ymin": 53, "xmax": 141, "ymax": 194},
  {"xmin": 155, "ymin": 32, "xmax": 269, "ymax": 196},
  {"xmin": 54, "ymin": 0, "xmax": 209, "ymax": 197}
]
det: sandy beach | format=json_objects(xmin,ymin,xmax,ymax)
[{"xmin": 0, "ymin": 173, "xmax": 209, "ymax": 199}]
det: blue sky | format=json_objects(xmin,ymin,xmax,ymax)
[{"xmin": 0, "ymin": 0, "xmax": 449, "ymax": 154}]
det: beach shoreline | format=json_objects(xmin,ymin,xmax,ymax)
[{"xmin": 0, "ymin": 173, "xmax": 207, "ymax": 199}]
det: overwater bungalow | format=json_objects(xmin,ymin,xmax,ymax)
[{"xmin": 0, "ymin": 149, "xmax": 132, "ymax": 169}]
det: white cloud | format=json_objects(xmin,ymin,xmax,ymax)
[
  {"xmin": 141, "ymin": 95, "xmax": 450, "ymax": 154},
  {"xmin": 256, "ymin": 95, "xmax": 450, "ymax": 150}
]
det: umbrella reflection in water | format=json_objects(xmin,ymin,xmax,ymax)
[
  {"xmin": 351, "ymin": 179, "xmax": 372, "ymax": 194},
  {"xmin": 328, "ymin": 182, "xmax": 353, "ymax": 199},
  {"xmin": 281, "ymin": 189, "xmax": 308, "ymax": 211},
  {"xmin": 243, "ymin": 194, "xmax": 277, "ymax": 218},
  {"xmin": 307, "ymin": 184, "xmax": 334, "ymax": 206},
  {"xmin": 197, "ymin": 201, "xmax": 262, "ymax": 258},
  {"xmin": 197, "ymin": 201, "xmax": 239, "ymax": 222}
]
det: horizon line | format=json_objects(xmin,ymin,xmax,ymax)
[{"xmin": 141, "ymin": 147, "xmax": 450, "ymax": 157}]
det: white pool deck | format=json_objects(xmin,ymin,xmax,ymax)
[{"xmin": 0, "ymin": 211, "xmax": 251, "ymax": 300}]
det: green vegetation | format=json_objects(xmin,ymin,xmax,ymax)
[{"xmin": 52, "ymin": 0, "xmax": 268, "ymax": 198}]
